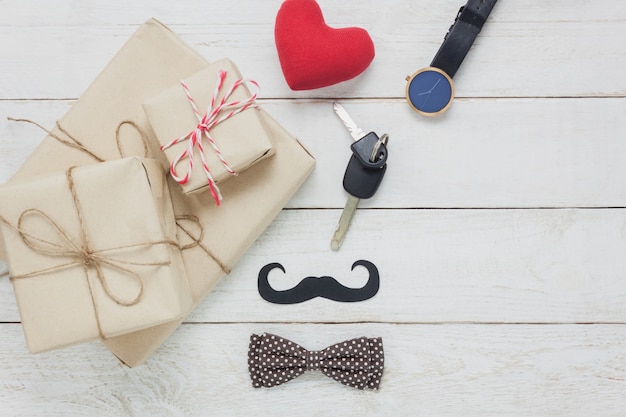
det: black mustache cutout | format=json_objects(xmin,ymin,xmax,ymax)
[{"xmin": 258, "ymin": 260, "xmax": 379, "ymax": 304}]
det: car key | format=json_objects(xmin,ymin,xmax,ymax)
[{"xmin": 331, "ymin": 103, "xmax": 389, "ymax": 251}]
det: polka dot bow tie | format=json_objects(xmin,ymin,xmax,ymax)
[{"xmin": 248, "ymin": 333, "xmax": 384, "ymax": 390}]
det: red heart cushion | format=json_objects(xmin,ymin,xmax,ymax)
[{"xmin": 274, "ymin": 0, "xmax": 375, "ymax": 90}]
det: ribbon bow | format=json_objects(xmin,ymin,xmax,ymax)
[
  {"xmin": 0, "ymin": 167, "xmax": 177, "ymax": 336},
  {"xmin": 160, "ymin": 68, "xmax": 260, "ymax": 205},
  {"xmin": 248, "ymin": 333, "xmax": 384, "ymax": 390}
]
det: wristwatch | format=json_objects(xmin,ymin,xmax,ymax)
[{"xmin": 405, "ymin": 0, "xmax": 498, "ymax": 116}]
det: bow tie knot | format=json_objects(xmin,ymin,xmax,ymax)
[
  {"xmin": 248, "ymin": 333, "xmax": 384, "ymax": 390},
  {"xmin": 306, "ymin": 350, "xmax": 323, "ymax": 371}
]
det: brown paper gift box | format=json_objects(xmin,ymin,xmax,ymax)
[
  {"xmin": 144, "ymin": 58, "xmax": 274, "ymax": 196},
  {"xmin": 0, "ymin": 19, "xmax": 315, "ymax": 365},
  {"xmin": 0, "ymin": 157, "xmax": 193, "ymax": 353}
]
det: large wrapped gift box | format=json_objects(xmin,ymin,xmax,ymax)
[
  {"xmin": 0, "ymin": 157, "xmax": 193, "ymax": 353},
  {"xmin": 0, "ymin": 19, "xmax": 315, "ymax": 366},
  {"xmin": 144, "ymin": 58, "xmax": 274, "ymax": 198}
]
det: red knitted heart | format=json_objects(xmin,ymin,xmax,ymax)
[{"xmin": 274, "ymin": 0, "xmax": 375, "ymax": 90}]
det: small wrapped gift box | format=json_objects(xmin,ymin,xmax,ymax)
[
  {"xmin": 144, "ymin": 58, "xmax": 274, "ymax": 202},
  {"xmin": 0, "ymin": 157, "xmax": 193, "ymax": 353}
]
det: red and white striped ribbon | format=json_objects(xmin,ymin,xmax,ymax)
[{"xmin": 160, "ymin": 68, "xmax": 259, "ymax": 205}]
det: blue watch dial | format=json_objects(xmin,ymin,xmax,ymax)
[{"xmin": 406, "ymin": 68, "xmax": 454, "ymax": 115}]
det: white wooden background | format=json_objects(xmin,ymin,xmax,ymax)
[{"xmin": 1, "ymin": 0, "xmax": 626, "ymax": 415}]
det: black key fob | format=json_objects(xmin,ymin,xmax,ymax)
[{"xmin": 342, "ymin": 154, "xmax": 387, "ymax": 200}]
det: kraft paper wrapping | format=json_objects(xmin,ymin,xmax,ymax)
[
  {"xmin": 0, "ymin": 157, "xmax": 193, "ymax": 353},
  {"xmin": 1, "ymin": 19, "xmax": 315, "ymax": 365},
  {"xmin": 144, "ymin": 58, "xmax": 274, "ymax": 196}
]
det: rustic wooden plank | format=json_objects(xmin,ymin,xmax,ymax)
[
  {"xmin": 3, "ymin": 208, "xmax": 626, "ymax": 323},
  {"xmin": 268, "ymin": 98, "xmax": 626, "ymax": 209},
  {"xmin": 167, "ymin": 207, "xmax": 626, "ymax": 324},
  {"xmin": 2, "ymin": 98, "xmax": 625, "ymax": 208},
  {"xmin": 1, "ymin": 322, "xmax": 626, "ymax": 417},
  {"xmin": 3, "ymin": 0, "xmax": 620, "ymax": 26},
  {"xmin": 0, "ymin": 0, "xmax": 624, "ymax": 99}
]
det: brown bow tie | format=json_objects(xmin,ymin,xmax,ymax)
[{"xmin": 248, "ymin": 333, "xmax": 384, "ymax": 390}]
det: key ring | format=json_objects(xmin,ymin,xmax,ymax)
[{"xmin": 370, "ymin": 133, "xmax": 389, "ymax": 163}]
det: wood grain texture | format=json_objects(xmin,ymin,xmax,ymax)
[
  {"xmin": 0, "ymin": 1, "xmax": 624, "ymax": 99},
  {"xmin": 2, "ymin": 323, "xmax": 626, "ymax": 417},
  {"xmin": 2, "ymin": 98, "xmax": 625, "ymax": 208},
  {"xmin": 4, "ymin": 207, "xmax": 626, "ymax": 324},
  {"xmin": 0, "ymin": 0, "xmax": 625, "ymax": 415}
]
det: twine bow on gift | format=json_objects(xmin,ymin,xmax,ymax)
[
  {"xmin": 0, "ymin": 166, "xmax": 178, "ymax": 336},
  {"xmin": 159, "ymin": 69, "xmax": 260, "ymax": 206},
  {"xmin": 175, "ymin": 214, "xmax": 230, "ymax": 274},
  {"xmin": 248, "ymin": 333, "xmax": 384, "ymax": 390},
  {"xmin": 7, "ymin": 117, "xmax": 232, "ymax": 277}
]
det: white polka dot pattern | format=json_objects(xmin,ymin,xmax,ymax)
[{"xmin": 248, "ymin": 333, "xmax": 384, "ymax": 390}]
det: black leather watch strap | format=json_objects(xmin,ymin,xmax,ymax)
[{"xmin": 430, "ymin": 0, "xmax": 498, "ymax": 78}]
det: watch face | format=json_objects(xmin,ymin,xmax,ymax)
[{"xmin": 405, "ymin": 67, "xmax": 455, "ymax": 116}]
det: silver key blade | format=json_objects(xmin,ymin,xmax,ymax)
[
  {"xmin": 330, "ymin": 195, "xmax": 360, "ymax": 251},
  {"xmin": 333, "ymin": 102, "xmax": 366, "ymax": 142}
]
